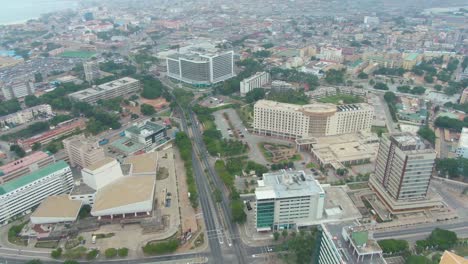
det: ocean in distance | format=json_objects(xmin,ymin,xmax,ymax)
[{"xmin": 0, "ymin": 0, "xmax": 78, "ymax": 25}]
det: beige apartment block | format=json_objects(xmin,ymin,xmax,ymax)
[
  {"xmin": 253, "ymin": 100, "xmax": 374, "ymax": 139},
  {"xmin": 63, "ymin": 134, "xmax": 106, "ymax": 168}
]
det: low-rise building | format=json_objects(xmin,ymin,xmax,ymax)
[
  {"xmin": 68, "ymin": 77, "xmax": 140, "ymax": 104},
  {"xmin": 318, "ymin": 222, "xmax": 385, "ymax": 264},
  {"xmin": 0, "ymin": 104, "xmax": 53, "ymax": 128},
  {"xmin": 0, "ymin": 151, "xmax": 55, "ymax": 184},
  {"xmin": 255, "ymin": 170, "xmax": 325, "ymax": 231},
  {"xmin": 30, "ymin": 195, "xmax": 82, "ymax": 225},
  {"xmin": 0, "ymin": 161, "xmax": 74, "ymax": 225},
  {"xmin": 240, "ymin": 72, "xmax": 270, "ymax": 96},
  {"xmin": 125, "ymin": 121, "xmax": 167, "ymax": 150},
  {"xmin": 307, "ymin": 86, "xmax": 367, "ymax": 99},
  {"xmin": 18, "ymin": 119, "xmax": 86, "ymax": 152},
  {"xmin": 63, "ymin": 134, "xmax": 106, "ymax": 168},
  {"xmin": 91, "ymin": 176, "xmax": 156, "ymax": 219}
]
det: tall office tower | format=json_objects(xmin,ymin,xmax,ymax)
[
  {"xmin": 166, "ymin": 50, "xmax": 234, "ymax": 86},
  {"xmin": 253, "ymin": 100, "xmax": 374, "ymax": 139},
  {"xmin": 369, "ymin": 133, "xmax": 437, "ymax": 212},
  {"xmin": 83, "ymin": 60, "xmax": 101, "ymax": 82},
  {"xmin": 63, "ymin": 134, "xmax": 106, "ymax": 168}
]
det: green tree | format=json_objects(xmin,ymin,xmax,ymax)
[
  {"xmin": 273, "ymin": 232, "xmax": 280, "ymax": 241},
  {"xmin": 32, "ymin": 142, "xmax": 42, "ymax": 151},
  {"xmin": 63, "ymin": 260, "xmax": 80, "ymax": 264},
  {"xmin": 10, "ymin": 144, "xmax": 26, "ymax": 158},
  {"xmin": 374, "ymin": 82, "xmax": 389, "ymax": 90},
  {"xmin": 24, "ymin": 95, "xmax": 42, "ymax": 107},
  {"xmin": 25, "ymin": 260, "xmax": 43, "ymax": 264},
  {"xmin": 213, "ymin": 189, "xmax": 222, "ymax": 203},
  {"xmin": 417, "ymin": 126, "xmax": 436, "ymax": 145},
  {"xmin": 245, "ymin": 88, "xmax": 265, "ymax": 103},
  {"xmin": 34, "ymin": 72, "xmax": 43, "ymax": 82},
  {"xmin": 406, "ymin": 255, "xmax": 431, "ymax": 264},
  {"xmin": 104, "ymin": 248, "xmax": 117, "ymax": 258},
  {"xmin": 282, "ymin": 229, "xmax": 288, "ymax": 239},
  {"xmin": 86, "ymin": 249, "xmax": 99, "ymax": 260},
  {"xmin": 51, "ymin": 247, "xmax": 63, "ymax": 259},
  {"xmin": 325, "ymin": 69, "xmax": 345, "ymax": 85},
  {"xmin": 117, "ymin": 247, "xmax": 129, "ymax": 257},
  {"xmin": 231, "ymin": 200, "xmax": 247, "ymax": 224},
  {"xmin": 378, "ymin": 239, "xmax": 409, "ymax": 253},
  {"xmin": 358, "ymin": 72, "xmax": 368, "ymax": 79}
]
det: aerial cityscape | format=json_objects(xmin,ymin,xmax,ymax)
[{"xmin": 0, "ymin": 0, "xmax": 467, "ymax": 264}]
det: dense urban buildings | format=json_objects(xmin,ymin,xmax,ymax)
[
  {"xmin": 253, "ymin": 100, "xmax": 373, "ymax": 139},
  {"xmin": 63, "ymin": 134, "xmax": 106, "ymax": 168},
  {"xmin": 83, "ymin": 60, "xmax": 100, "ymax": 83},
  {"xmin": 166, "ymin": 49, "xmax": 235, "ymax": 86},
  {"xmin": 369, "ymin": 133, "xmax": 438, "ymax": 212},
  {"xmin": 68, "ymin": 77, "xmax": 140, "ymax": 104},
  {"xmin": 0, "ymin": 161, "xmax": 74, "ymax": 225},
  {"xmin": 255, "ymin": 170, "xmax": 325, "ymax": 231},
  {"xmin": 240, "ymin": 72, "xmax": 270, "ymax": 96}
]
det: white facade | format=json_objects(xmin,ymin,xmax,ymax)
[
  {"xmin": 68, "ymin": 77, "xmax": 140, "ymax": 104},
  {"xmin": 83, "ymin": 60, "xmax": 101, "ymax": 82},
  {"xmin": 2, "ymin": 80, "xmax": 35, "ymax": 100},
  {"xmin": 456, "ymin": 127, "xmax": 468, "ymax": 158},
  {"xmin": 166, "ymin": 50, "xmax": 235, "ymax": 85},
  {"xmin": 364, "ymin": 16, "xmax": 380, "ymax": 25},
  {"xmin": 255, "ymin": 170, "xmax": 325, "ymax": 231},
  {"xmin": 81, "ymin": 158, "xmax": 123, "ymax": 190},
  {"xmin": 0, "ymin": 161, "xmax": 73, "ymax": 225},
  {"xmin": 318, "ymin": 224, "xmax": 344, "ymax": 264},
  {"xmin": 319, "ymin": 46, "xmax": 343, "ymax": 63},
  {"xmin": 253, "ymin": 100, "xmax": 374, "ymax": 139},
  {"xmin": 240, "ymin": 72, "xmax": 270, "ymax": 96},
  {"xmin": 0, "ymin": 104, "xmax": 52, "ymax": 127}
]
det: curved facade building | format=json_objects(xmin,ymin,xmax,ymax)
[{"xmin": 253, "ymin": 100, "xmax": 374, "ymax": 139}]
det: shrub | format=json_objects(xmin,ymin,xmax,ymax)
[
  {"xmin": 142, "ymin": 240, "xmax": 179, "ymax": 255},
  {"xmin": 86, "ymin": 249, "xmax": 99, "ymax": 260},
  {"xmin": 105, "ymin": 248, "xmax": 117, "ymax": 258},
  {"xmin": 51, "ymin": 247, "xmax": 63, "ymax": 258},
  {"xmin": 117, "ymin": 247, "xmax": 129, "ymax": 257}
]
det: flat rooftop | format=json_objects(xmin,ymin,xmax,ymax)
[
  {"xmin": 126, "ymin": 121, "xmax": 165, "ymax": 136},
  {"xmin": 110, "ymin": 137, "xmax": 145, "ymax": 155},
  {"xmin": 70, "ymin": 182, "xmax": 96, "ymax": 195},
  {"xmin": 31, "ymin": 195, "xmax": 82, "ymax": 219},
  {"xmin": 69, "ymin": 77, "xmax": 138, "ymax": 100},
  {"xmin": 388, "ymin": 132, "xmax": 432, "ymax": 151},
  {"xmin": 92, "ymin": 176, "xmax": 155, "ymax": 213},
  {"xmin": 83, "ymin": 157, "xmax": 116, "ymax": 172},
  {"xmin": 256, "ymin": 170, "xmax": 324, "ymax": 200},
  {"xmin": 124, "ymin": 152, "xmax": 158, "ymax": 175},
  {"xmin": 0, "ymin": 151, "xmax": 52, "ymax": 176},
  {"xmin": 0, "ymin": 161, "xmax": 68, "ymax": 195}
]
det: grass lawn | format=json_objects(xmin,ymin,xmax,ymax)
[
  {"xmin": 372, "ymin": 126, "xmax": 388, "ymax": 136},
  {"xmin": 35, "ymin": 240, "xmax": 59, "ymax": 248},
  {"xmin": 306, "ymin": 162, "xmax": 318, "ymax": 168},
  {"xmin": 59, "ymin": 51, "xmax": 96, "ymax": 59},
  {"xmin": 454, "ymin": 245, "xmax": 468, "ymax": 256},
  {"xmin": 347, "ymin": 182, "xmax": 369, "ymax": 190},
  {"xmin": 64, "ymin": 246, "xmax": 87, "ymax": 259},
  {"xmin": 289, "ymin": 154, "xmax": 302, "ymax": 162},
  {"xmin": 236, "ymin": 105, "xmax": 253, "ymax": 128},
  {"xmin": 318, "ymin": 94, "xmax": 364, "ymax": 104}
]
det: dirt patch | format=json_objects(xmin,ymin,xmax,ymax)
[{"xmin": 156, "ymin": 167, "xmax": 169, "ymax": 180}]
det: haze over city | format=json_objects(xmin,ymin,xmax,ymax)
[{"xmin": 0, "ymin": 0, "xmax": 467, "ymax": 264}]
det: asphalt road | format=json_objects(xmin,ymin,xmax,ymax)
[{"xmin": 373, "ymin": 221, "xmax": 468, "ymax": 241}]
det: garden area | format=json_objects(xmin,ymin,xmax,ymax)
[{"xmin": 259, "ymin": 142, "xmax": 300, "ymax": 163}]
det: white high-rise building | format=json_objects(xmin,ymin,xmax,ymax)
[
  {"xmin": 255, "ymin": 170, "xmax": 324, "ymax": 231},
  {"xmin": 240, "ymin": 72, "xmax": 270, "ymax": 96},
  {"xmin": 369, "ymin": 133, "xmax": 438, "ymax": 212},
  {"xmin": 253, "ymin": 100, "xmax": 374, "ymax": 139},
  {"xmin": 166, "ymin": 50, "xmax": 235, "ymax": 85},
  {"xmin": 83, "ymin": 60, "xmax": 101, "ymax": 83},
  {"xmin": 63, "ymin": 134, "xmax": 106, "ymax": 168},
  {"xmin": 0, "ymin": 161, "xmax": 74, "ymax": 225},
  {"xmin": 456, "ymin": 127, "xmax": 468, "ymax": 158},
  {"xmin": 1, "ymin": 80, "xmax": 35, "ymax": 100}
]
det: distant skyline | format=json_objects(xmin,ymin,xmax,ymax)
[{"xmin": 0, "ymin": 0, "xmax": 78, "ymax": 25}]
